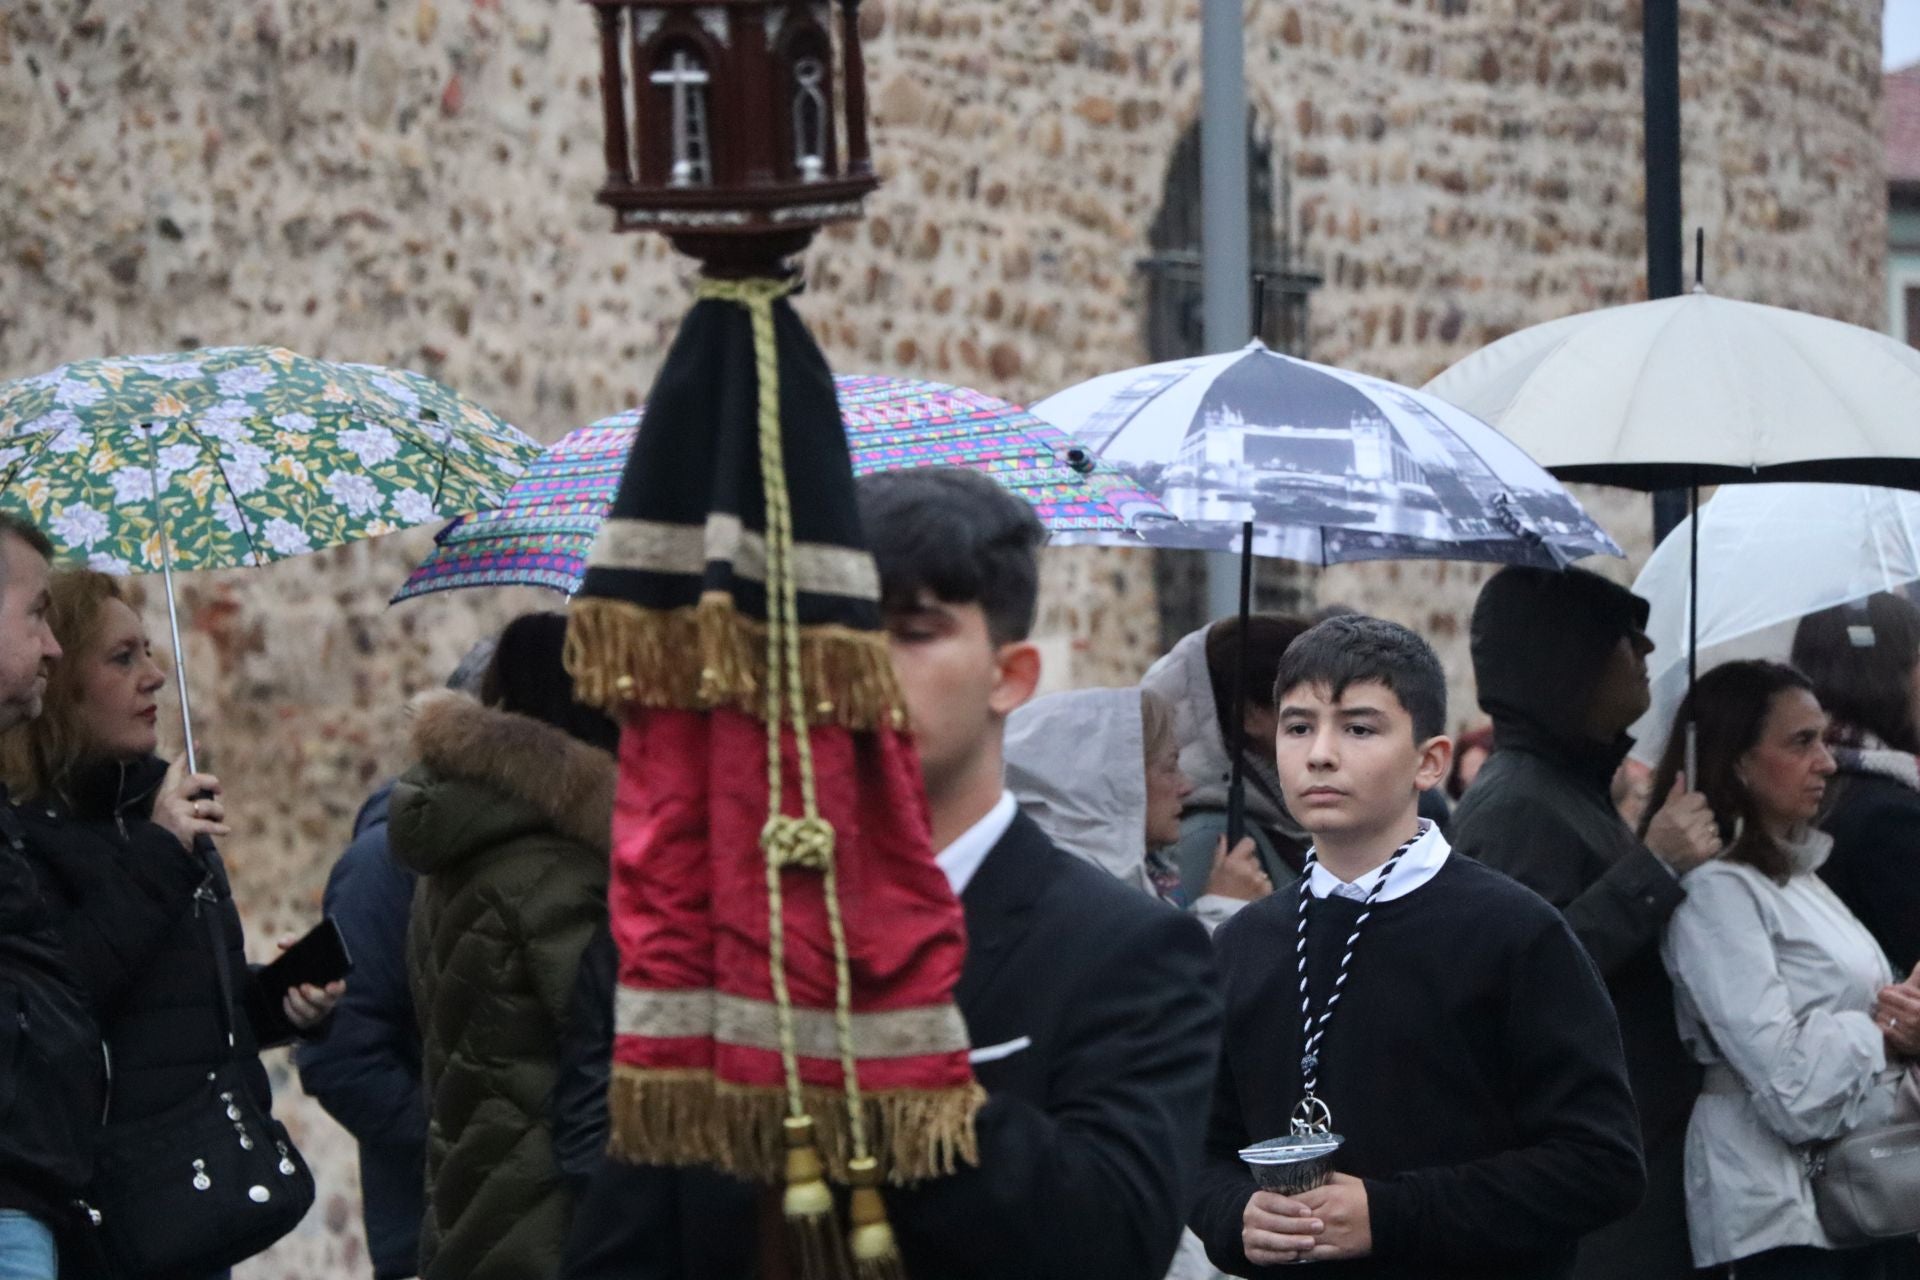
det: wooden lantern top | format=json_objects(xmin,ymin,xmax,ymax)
[{"xmin": 586, "ymin": 0, "xmax": 878, "ymax": 269}]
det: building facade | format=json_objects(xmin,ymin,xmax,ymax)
[
  {"xmin": 1887, "ymin": 59, "xmax": 1920, "ymax": 341},
  {"xmin": 0, "ymin": 0, "xmax": 1887, "ymax": 1273}
]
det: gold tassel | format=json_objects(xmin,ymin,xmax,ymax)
[
  {"xmin": 565, "ymin": 593, "xmax": 905, "ymax": 731},
  {"xmin": 847, "ymin": 1156, "xmax": 908, "ymax": 1280},
  {"xmin": 783, "ymin": 1115, "xmax": 852, "ymax": 1280}
]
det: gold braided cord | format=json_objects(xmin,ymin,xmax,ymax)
[
  {"xmin": 696, "ymin": 274, "xmax": 880, "ymax": 1176},
  {"xmin": 695, "ymin": 275, "xmax": 814, "ymax": 1126},
  {"xmin": 818, "ymin": 815, "xmax": 870, "ymax": 1156}
]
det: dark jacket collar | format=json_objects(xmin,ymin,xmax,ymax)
[
  {"xmin": 1490, "ymin": 717, "xmax": 1634, "ymax": 792},
  {"xmin": 58, "ymin": 753, "xmax": 168, "ymax": 823},
  {"xmin": 954, "ymin": 810, "xmax": 1054, "ymax": 1012}
]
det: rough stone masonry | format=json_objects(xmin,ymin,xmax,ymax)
[{"xmin": 0, "ymin": 0, "xmax": 1885, "ymax": 1273}]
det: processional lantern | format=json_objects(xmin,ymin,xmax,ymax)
[
  {"xmin": 571, "ymin": 4, "xmax": 981, "ymax": 1279},
  {"xmin": 587, "ymin": 0, "xmax": 879, "ymax": 270}
]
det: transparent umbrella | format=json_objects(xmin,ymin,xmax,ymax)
[{"xmin": 1629, "ymin": 483, "xmax": 1920, "ymax": 764}]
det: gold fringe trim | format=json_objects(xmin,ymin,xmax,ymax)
[
  {"xmin": 566, "ymin": 593, "xmax": 905, "ymax": 731},
  {"xmin": 607, "ymin": 1065, "xmax": 984, "ymax": 1187}
]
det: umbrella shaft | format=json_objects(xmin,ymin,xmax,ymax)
[
  {"xmin": 1226, "ymin": 520, "xmax": 1254, "ymax": 848},
  {"xmin": 142, "ymin": 426, "xmax": 198, "ymax": 774}
]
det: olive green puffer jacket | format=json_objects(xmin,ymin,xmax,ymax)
[{"xmin": 391, "ymin": 691, "xmax": 614, "ymax": 1280}]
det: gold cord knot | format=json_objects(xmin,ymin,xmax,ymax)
[{"xmin": 763, "ymin": 814, "xmax": 836, "ymax": 871}]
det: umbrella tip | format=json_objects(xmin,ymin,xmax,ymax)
[{"xmin": 1064, "ymin": 447, "xmax": 1095, "ymax": 476}]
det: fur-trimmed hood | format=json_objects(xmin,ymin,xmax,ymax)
[
  {"xmin": 389, "ymin": 690, "xmax": 616, "ymax": 876},
  {"xmin": 1005, "ymin": 688, "xmax": 1151, "ymax": 891}
]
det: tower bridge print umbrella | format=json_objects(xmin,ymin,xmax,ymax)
[
  {"xmin": 1032, "ymin": 338, "xmax": 1621, "ymax": 848},
  {"xmin": 1033, "ymin": 340, "xmax": 1618, "ymax": 569}
]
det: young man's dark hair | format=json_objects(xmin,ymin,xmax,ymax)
[
  {"xmin": 1272, "ymin": 614, "xmax": 1448, "ymax": 742},
  {"xmin": 1205, "ymin": 614, "xmax": 1313, "ymax": 731},
  {"xmin": 857, "ymin": 467, "xmax": 1045, "ymax": 644}
]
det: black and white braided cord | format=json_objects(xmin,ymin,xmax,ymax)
[{"xmin": 1294, "ymin": 823, "xmax": 1426, "ymax": 1097}]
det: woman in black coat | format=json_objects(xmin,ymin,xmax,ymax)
[{"xmin": 0, "ymin": 570, "xmax": 343, "ymax": 1274}]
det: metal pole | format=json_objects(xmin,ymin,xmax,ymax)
[
  {"xmin": 1202, "ymin": 0, "xmax": 1251, "ymax": 621},
  {"xmin": 142, "ymin": 424, "xmax": 198, "ymax": 774},
  {"xmin": 1644, "ymin": 0, "xmax": 1688, "ymax": 543}
]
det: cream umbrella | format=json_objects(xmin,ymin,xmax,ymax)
[
  {"xmin": 1422, "ymin": 290, "xmax": 1920, "ymax": 489},
  {"xmin": 1423, "ymin": 287, "xmax": 1920, "ymax": 776}
]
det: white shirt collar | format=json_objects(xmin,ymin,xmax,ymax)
[
  {"xmin": 935, "ymin": 790, "xmax": 1018, "ymax": 898},
  {"xmin": 1305, "ymin": 819, "xmax": 1450, "ymax": 904}
]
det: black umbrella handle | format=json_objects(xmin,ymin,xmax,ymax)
[{"xmin": 1226, "ymin": 521, "xmax": 1254, "ymax": 850}]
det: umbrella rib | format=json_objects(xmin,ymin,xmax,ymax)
[
  {"xmin": 0, "ymin": 426, "xmax": 62, "ymax": 509},
  {"xmin": 1613, "ymin": 300, "xmax": 1695, "ymax": 477},
  {"xmin": 1083, "ymin": 352, "xmax": 1240, "ymax": 455},
  {"xmin": 1766, "ymin": 316, "xmax": 1882, "ymax": 462},
  {"xmin": 181, "ymin": 421, "xmax": 268, "ymax": 569},
  {"xmin": 383, "ymin": 414, "xmax": 455, "ymax": 518}
]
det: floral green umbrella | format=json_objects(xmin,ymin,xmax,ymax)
[
  {"xmin": 0, "ymin": 345, "xmax": 539, "ymax": 572},
  {"xmin": 0, "ymin": 345, "xmax": 541, "ymax": 767}
]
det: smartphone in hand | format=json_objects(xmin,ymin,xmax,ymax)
[{"xmin": 257, "ymin": 917, "xmax": 353, "ymax": 1005}]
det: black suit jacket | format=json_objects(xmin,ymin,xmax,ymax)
[{"xmin": 564, "ymin": 810, "xmax": 1222, "ymax": 1280}]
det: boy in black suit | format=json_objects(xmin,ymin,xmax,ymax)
[
  {"xmin": 1189, "ymin": 615, "xmax": 1645, "ymax": 1278},
  {"xmin": 564, "ymin": 467, "xmax": 1222, "ymax": 1280}
]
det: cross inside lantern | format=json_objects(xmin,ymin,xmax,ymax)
[{"xmin": 588, "ymin": 0, "xmax": 878, "ymax": 263}]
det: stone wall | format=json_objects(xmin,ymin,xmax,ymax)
[{"xmin": 0, "ymin": 0, "xmax": 1884, "ymax": 1274}]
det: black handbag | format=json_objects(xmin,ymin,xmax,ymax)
[{"xmin": 86, "ymin": 863, "xmax": 315, "ymax": 1278}]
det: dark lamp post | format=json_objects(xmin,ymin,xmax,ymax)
[{"xmin": 585, "ymin": 0, "xmax": 879, "ymax": 271}]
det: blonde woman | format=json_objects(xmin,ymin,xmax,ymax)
[{"xmin": 0, "ymin": 570, "xmax": 339, "ymax": 1275}]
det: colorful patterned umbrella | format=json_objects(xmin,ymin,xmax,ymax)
[
  {"xmin": 0, "ymin": 345, "xmax": 541, "ymax": 573},
  {"xmin": 394, "ymin": 374, "xmax": 1173, "ymax": 602}
]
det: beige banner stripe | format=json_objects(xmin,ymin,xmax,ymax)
[
  {"xmin": 588, "ymin": 514, "xmax": 880, "ymax": 602},
  {"xmin": 615, "ymin": 988, "xmax": 971, "ymax": 1060}
]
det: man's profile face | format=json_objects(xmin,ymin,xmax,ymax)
[
  {"xmin": 1584, "ymin": 629, "xmax": 1654, "ymax": 740},
  {"xmin": 0, "ymin": 536, "xmax": 60, "ymax": 732},
  {"xmin": 884, "ymin": 591, "xmax": 1020, "ymax": 797}
]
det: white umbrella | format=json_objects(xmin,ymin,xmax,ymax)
[
  {"xmin": 1421, "ymin": 290, "xmax": 1920, "ymax": 489},
  {"xmin": 1628, "ymin": 483, "xmax": 1920, "ymax": 764}
]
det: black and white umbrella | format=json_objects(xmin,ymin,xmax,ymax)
[
  {"xmin": 1031, "ymin": 340, "xmax": 1619, "ymax": 569},
  {"xmin": 1032, "ymin": 339, "xmax": 1620, "ymax": 846}
]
